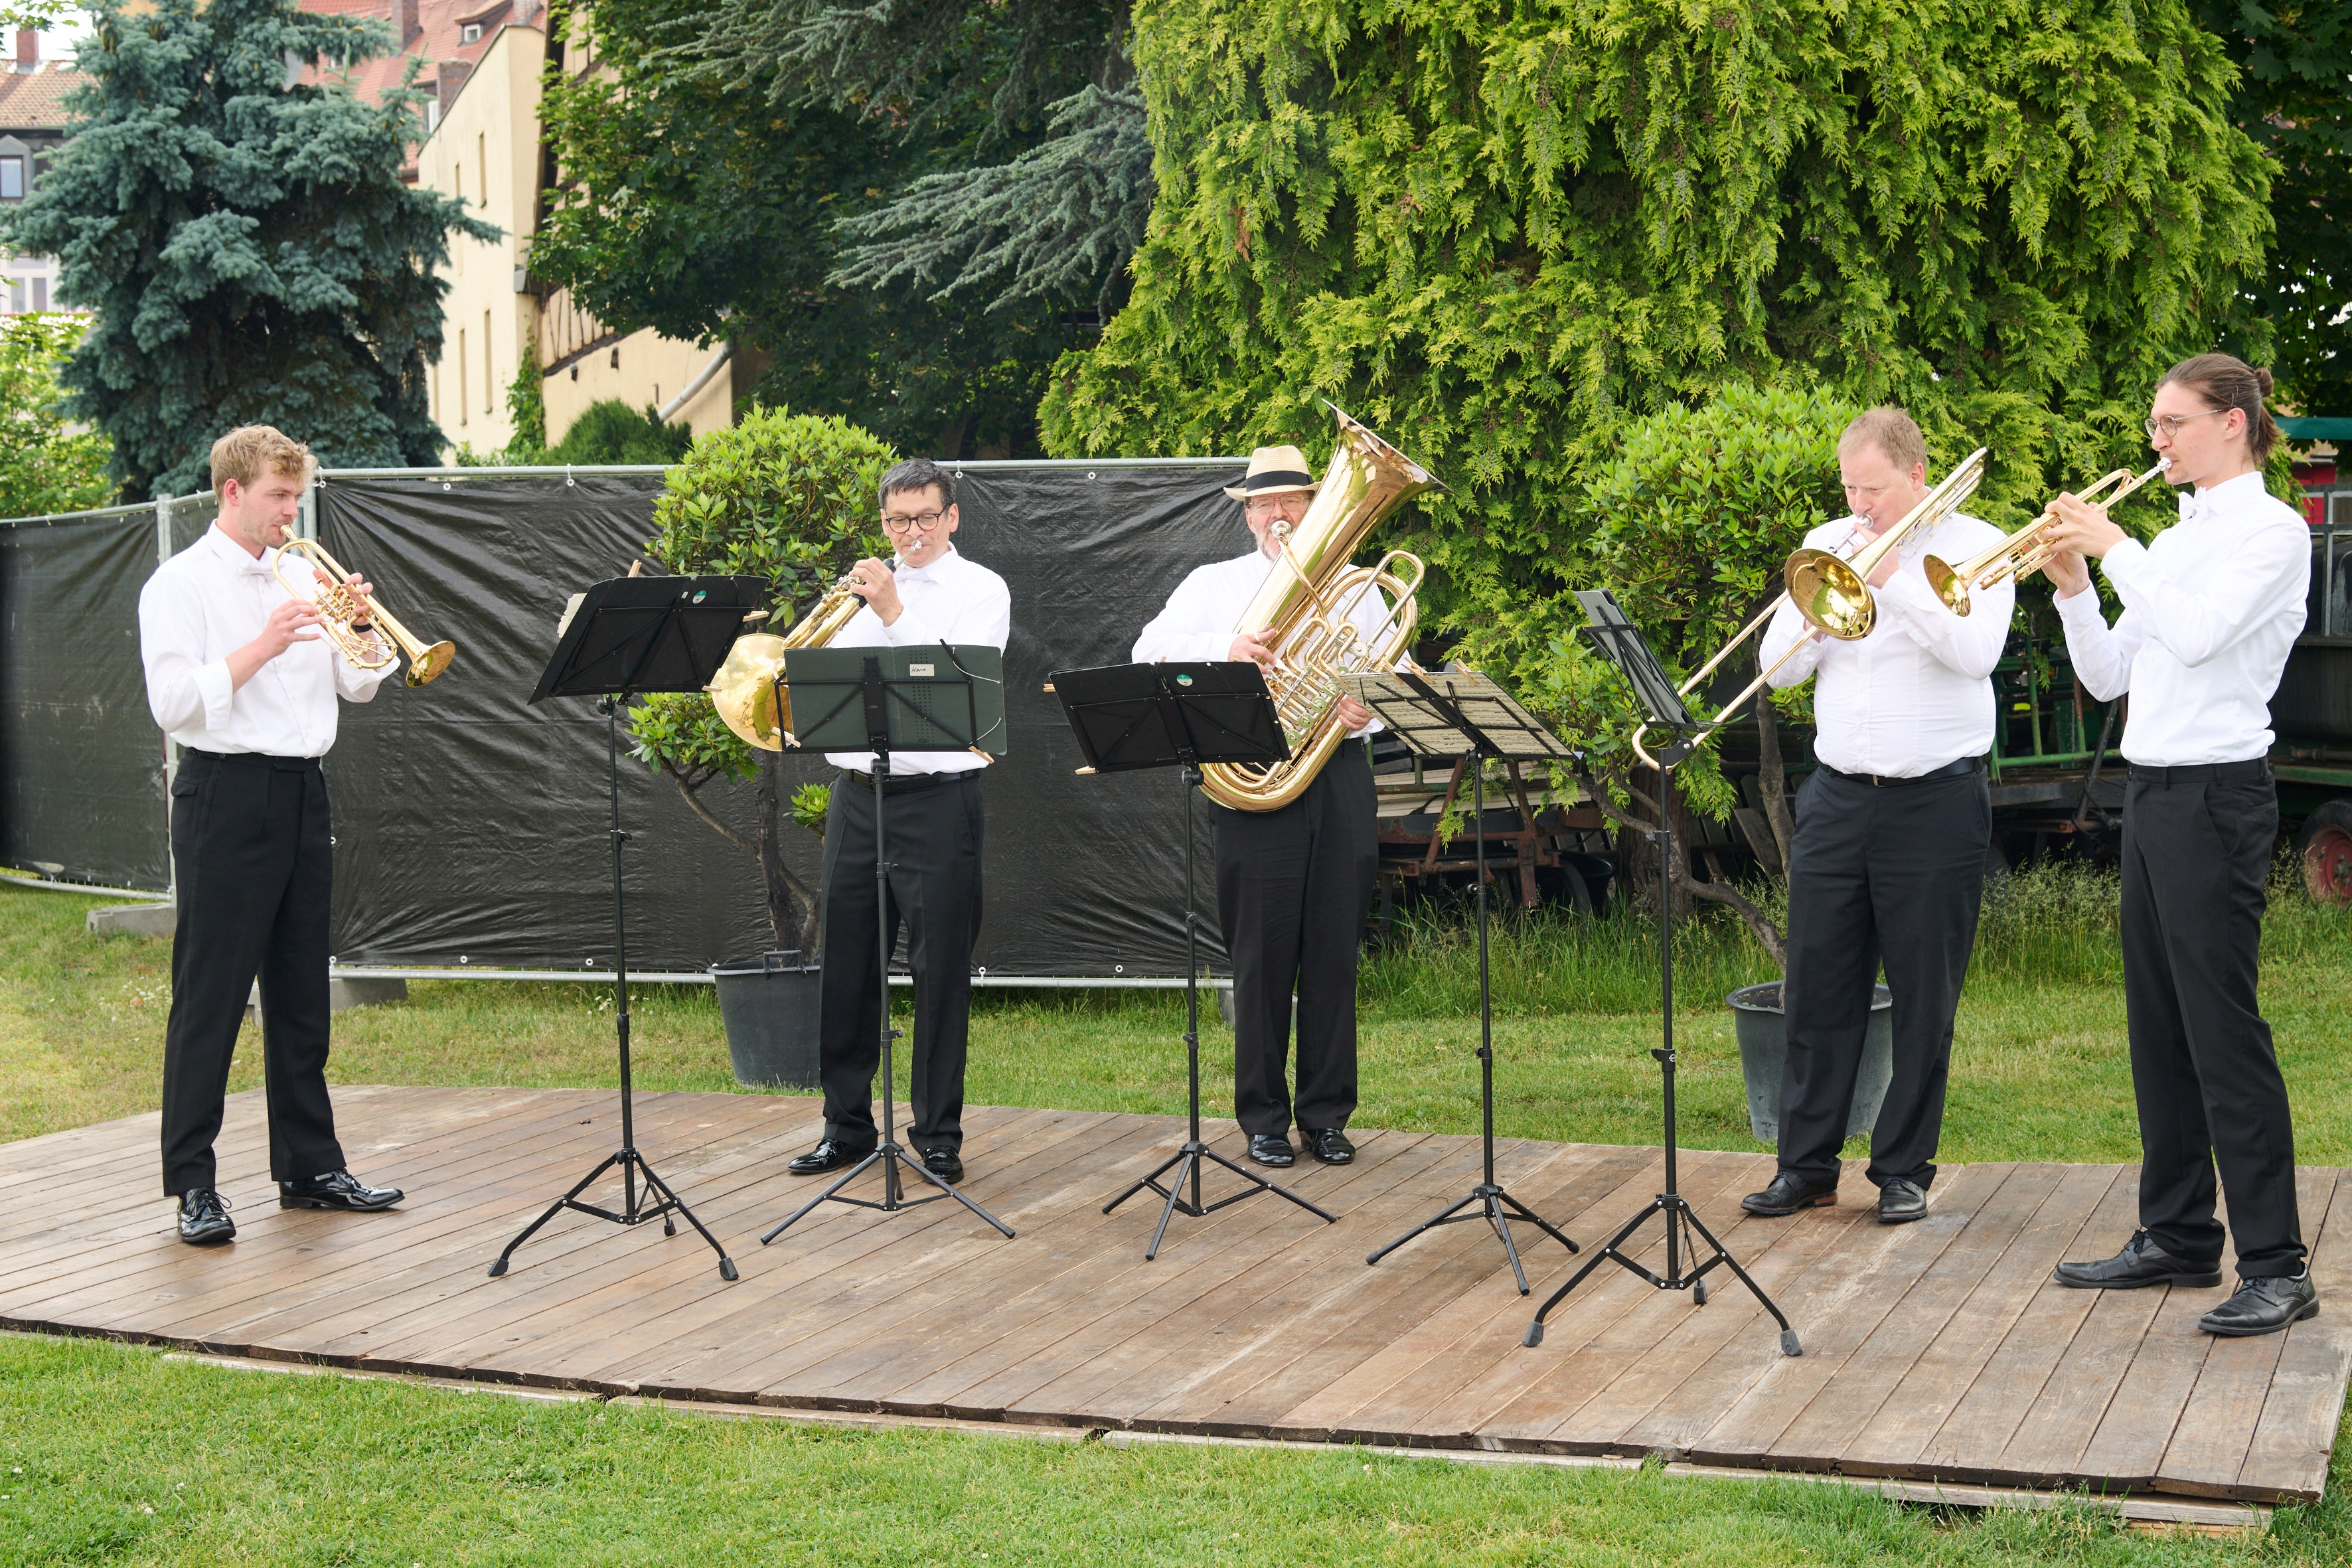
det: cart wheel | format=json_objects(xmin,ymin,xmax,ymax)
[{"xmin": 2298, "ymin": 801, "xmax": 2352, "ymax": 906}]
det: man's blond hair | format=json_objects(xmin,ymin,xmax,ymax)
[
  {"xmin": 209, "ymin": 426, "xmax": 315, "ymax": 495},
  {"xmin": 1838, "ymin": 407, "xmax": 1927, "ymax": 473}
]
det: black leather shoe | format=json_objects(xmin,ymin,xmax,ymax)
[
  {"xmin": 921, "ymin": 1146, "xmax": 964, "ymax": 1184},
  {"xmin": 2053, "ymin": 1229, "xmax": 2223, "ymax": 1290},
  {"xmin": 278, "ymin": 1170, "xmax": 402, "ymax": 1212},
  {"xmin": 2201, "ymin": 1272, "xmax": 2318, "ymax": 1336},
  {"xmin": 177, "ymin": 1188, "xmax": 234, "ymax": 1245},
  {"xmin": 1247, "ymin": 1134, "xmax": 1296, "ymax": 1168},
  {"xmin": 1877, "ymin": 1177, "xmax": 1928, "ymax": 1224},
  {"xmin": 787, "ymin": 1138, "xmax": 870, "ymax": 1176},
  {"xmin": 1741, "ymin": 1170, "xmax": 1839, "ymax": 1216},
  {"xmin": 1302, "ymin": 1128, "xmax": 1354, "ymax": 1165}
]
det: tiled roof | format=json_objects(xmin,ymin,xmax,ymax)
[
  {"xmin": 0, "ymin": 63, "xmax": 83, "ymax": 135},
  {"xmin": 294, "ymin": 0, "xmax": 536, "ymax": 109}
]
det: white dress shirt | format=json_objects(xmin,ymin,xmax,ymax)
[
  {"xmin": 1133, "ymin": 547, "xmax": 1395, "ymax": 738},
  {"xmin": 2055, "ymin": 469, "xmax": 2310, "ymax": 767},
  {"xmin": 139, "ymin": 524, "xmax": 388, "ymax": 757},
  {"xmin": 1762, "ymin": 510, "xmax": 2012, "ymax": 777},
  {"xmin": 824, "ymin": 544, "xmax": 1012, "ymax": 776}
]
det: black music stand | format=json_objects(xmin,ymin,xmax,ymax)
[
  {"xmin": 1048, "ymin": 661, "xmax": 1339, "ymax": 1259},
  {"xmin": 1522, "ymin": 591, "xmax": 1800, "ymax": 1354},
  {"xmin": 495, "ymin": 574, "xmax": 768, "ymax": 1281},
  {"xmin": 757, "ymin": 642, "xmax": 1015, "ymax": 1245},
  {"xmin": 1348, "ymin": 669, "xmax": 1581, "ymax": 1294}
]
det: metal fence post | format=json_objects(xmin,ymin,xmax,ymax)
[{"xmin": 156, "ymin": 493, "xmax": 176, "ymax": 905}]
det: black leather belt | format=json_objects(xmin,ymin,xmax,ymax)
[
  {"xmin": 179, "ymin": 748, "xmax": 321, "ymax": 771},
  {"xmin": 2128, "ymin": 759, "xmax": 2271, "ymax": 785},
  {"xmin": 1822, "ymin": 755, "xmax": 1982, "ymax": 789},
  {"xmin": 836, "ymin": 767, "xmax": 971, "ymax": 797}
]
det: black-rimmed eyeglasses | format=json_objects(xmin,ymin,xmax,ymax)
[{"xmin": 882, "ymin": 510, "xmax": 948, "ymax": 534}]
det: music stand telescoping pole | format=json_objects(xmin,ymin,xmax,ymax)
[
  {"xmin": 1522, "ymin": 591, "xmax": 1800, "ymax": 1355},
  {"xmin": 495, "ymin": 573, "xmax": 771, "ymax": 1282},
  {"xmin": 1350, "ymin": 670, "xmax": 1581, "ymax": 1294},
  {"xmin": 757, "ymin": 643, "xmax": 1014, "ymax": 1245},
  {"xmin": 1046, "ymin": 661, "xmax": 1339, "ymax": 1259}
]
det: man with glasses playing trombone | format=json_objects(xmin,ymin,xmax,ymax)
[{"xmin": 785, "ymin": 457, "xmax": 1011, "ymax": 1188}]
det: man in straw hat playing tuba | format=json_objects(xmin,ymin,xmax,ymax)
[
  {"xmin": 137, "ymin": 426, "xmax": 407, "ymax": 1246},
  {"xmin": 1134, "ymin": 443, "xmax": 1389, "ymax": 1170}
]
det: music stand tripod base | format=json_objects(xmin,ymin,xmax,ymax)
[
  {"xmin": 1047, "ymin": 662, "xmax": 1340, "ymax": 1258},
  {"xmin": 507, "ymin": 582, "xmax": 766, "ymax": 1286}
]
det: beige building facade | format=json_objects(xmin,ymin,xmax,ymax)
[{"xmin": 414, "ymin": 19, "xmax": 743, "ymax": 456}]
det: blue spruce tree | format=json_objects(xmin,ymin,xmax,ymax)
[{"xmin": 0, "ymin": 0, "xmax": 491, "ymax": 497}]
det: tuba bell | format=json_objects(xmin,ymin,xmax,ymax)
[
  {"xmin": 1196, "ymin": 406, "xmax": 1439, "ymax": 813},
  {"xmin": 704, "ymin": 572, "xmax": 868, "ymax": 750}
]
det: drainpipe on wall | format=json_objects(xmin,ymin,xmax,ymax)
[{"xmin": 658, "ymin": 339, "xmax": 733, "ymax": 426}]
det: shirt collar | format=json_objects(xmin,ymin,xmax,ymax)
[
  {"xmin": 893, "ymin": 544, "xmax": 959, "ymax": 583},
  {"xmin": 2181, "ymin": 469, "xmax": 2269, "ymax": 525},
  {"xmin": 203, "ymin": 524, "xmax": 278, "ymax": 576}
]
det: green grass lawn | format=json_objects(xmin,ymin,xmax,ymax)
[{"xmin": 1, "ymin": 869, "xmax": 2348, "ymax": 1565}]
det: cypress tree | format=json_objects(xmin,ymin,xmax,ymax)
[
  {"xmin": 0, "ymin": 0, "xmax": 491, "ymax": 498},
  {"xmin": 1041, "ymin": 0, "xmax": 2276, "ymax": 642}
]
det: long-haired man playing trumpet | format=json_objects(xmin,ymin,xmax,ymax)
[{"xmin": 138, "ymin": 426, "xmax": 406, "ymax": 1245}]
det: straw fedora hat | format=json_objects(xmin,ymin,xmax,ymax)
[{"xmin": 1221, "ymin": 444, "xmax": 1318, "ymax": 501}]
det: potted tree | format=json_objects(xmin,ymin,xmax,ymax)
[
  {"xmin": 1459, "ymin": 380, "xmax": 1894, "ymax": 1141},
  {"xmin": 626, "ymin": 407, "xmax": 895, "ymax": 1087}
]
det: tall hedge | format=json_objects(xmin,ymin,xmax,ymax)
[{"xmin": 1041, "ymin": 0, "xmax": 2274, "ymax": 638}]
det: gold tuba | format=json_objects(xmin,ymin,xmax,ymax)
[
  {"xmin": 272, "ymin": 536, "xmax": 455, "ymax": 686},
  {"xmin": 1196, "ymin": 406, "xmax": 1439, "ymax": 812},
  {"xmin": 704, "ymin": 573, "xmax": 868, "ymax": 750}
]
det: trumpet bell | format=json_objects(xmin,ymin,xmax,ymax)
[
  {"xmin": 1784, "ymin": 550, "xmax": 1877, "ymax": 640},
  {"xmin": 405, "ymin": 640, "xmax": 457, "ymax": 687},
  {"xmin": 705, "ymin": 633, "xmax": 791, "ymax": 751}
]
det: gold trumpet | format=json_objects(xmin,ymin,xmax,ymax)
[
  {"xmin": 704, "ymin": 572, "xmax": 868, "ymax": 750},
  {"xmin": 272, "ymin": 536, "xmax": 455, "ymax": 686},
  {"xmin": 1924, "ymin": 457, "xmax": 2171, "ymax": 615},
  {"xmin": 1197, "ymin": 406, "xmax": 1437, "ymax": 813},
  {"xmin": 1629, "ymin": 447, "xmax": 1988, "ymax": 762}
]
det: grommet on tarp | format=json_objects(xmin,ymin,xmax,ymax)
[{"xmin": 566, "ymin": 464, "xmax": 576, "ymax": 487}]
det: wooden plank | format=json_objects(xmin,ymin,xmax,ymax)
[
  {"xmin": 1132, "ymin": 1142, "xmax": 1646, "ymax": 1437},
  {"xmin": 1840, "ymin": 1162, "xmax": 2122, "ymax": 1477},
  {"xmin": 1682, "ymin": 1161, "xmax": 2014, "ymax": 1468},
  {"xmin": 1553, "ymin": 1172, "xmax": 1885, "ymax": 1454},
  {"xmin": 2154, "ymin": 1164, "xmax": 2340, "ymax": 1500},
  {"xmin": 2236, "ymin": 1168, "xmax": 2352, "ymax": 1504},
  {"xmin": 1969, "ymin": 1166, "xmax": 2156, "ymax": 1485},
  {"xmin": 882, "ymin": 1133, "xmax": 1439, "ymax": 1420},
  {"xmin": 1409, "ymin": 1151, "xmax": 1778, "ymax": 1450},
  {"xmin": 1265, "ymin": 1146, "xmax": 1747, "ymax": 1439},
  {"xmin": 2073, "ymin": 1249, "xmax": 2224, "ymax": 1488},
  {"xmin": 791, "ymin": 1131, "xmax": 1456, "ymax": 1416}
]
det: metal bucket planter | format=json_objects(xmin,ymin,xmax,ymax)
[
  {"xmin": 1727, "ymin": 981, "xmax": 1895, "ymax": 1144},
  {"xmin": 710, "ymin": 950, "xmax": 823, "ymax": 1089}
]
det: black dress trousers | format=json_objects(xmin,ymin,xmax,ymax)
[
  {"xmin": 817, "ymin": 771, "xmax": 983, "ymax": 1154},
  {"xmin": 2120, "ymin": 761, "xmax": 2304, "ymax": 1277},
  {"xmin": 1777, "ymin": 764, "xmax": 1990, "ymax": 1190},
  {"xmin": 1214, "ymin": 736, "xmax": 1378, "ymax": 1138},
  {"xmin": 159, "ymin": 749, "xmax": 345, "ymax": 1197}
]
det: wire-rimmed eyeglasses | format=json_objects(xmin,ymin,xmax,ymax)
[{"xmin": 2144, "ymin": 408, "xmax": 2230, "ymax": 441}]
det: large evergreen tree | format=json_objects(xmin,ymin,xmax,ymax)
[
  {"xmin": 1042, "ymin": 0, "xmax": 2276, "ymax": 647},
  {"xmin": 0, "ymin": 0, "xmax": 489, "ymax": 498}
]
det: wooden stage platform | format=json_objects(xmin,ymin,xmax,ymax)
[{"xmin": 2, "ymin": 1087, "xmax": 2344, "ymax": 1506}]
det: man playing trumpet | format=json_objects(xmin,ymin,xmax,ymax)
[{"xmin": 138, "ymin": 426, "xmax": 406, "ymax": 1245}]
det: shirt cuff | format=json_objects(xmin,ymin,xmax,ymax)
[
  {"xmin": 2098, "ymin": 538, "xmax": 2150, "ymax": 594},
  {"xmin": 2054, "ymin": 584, "xmax": 2106, "ymax": 626},
  {"xmin": 195, "ymin": 661, "xmax": 236, "ymax": 730}
]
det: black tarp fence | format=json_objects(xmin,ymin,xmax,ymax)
[
  {"xmin": 0, "ymin": 492, "xmax": 218, "ymax": 892},
  {"xmin": 3, "ymin": 459, "xmax": 1252, "ymax": 976}
]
